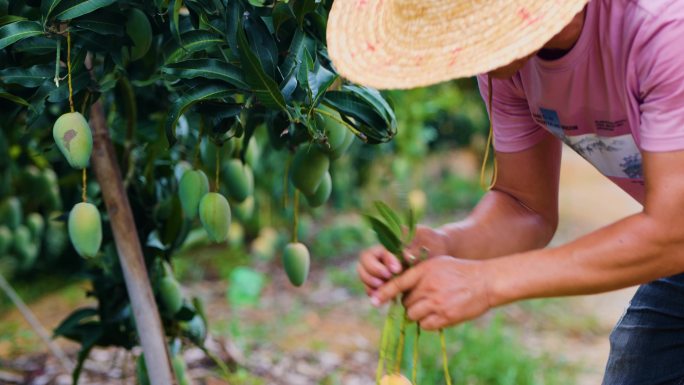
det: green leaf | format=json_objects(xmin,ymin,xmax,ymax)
[
  {"xmin": 0, "ymin": 15, "xmax": 27, "ymax": 27},
  {"xmin": 291, "ymin": 0, "xmax": 317, "ymax": 26},
  {"xmin": 41, "ymin": 0, "xmax": 65, "ymax": 19},
  {"xmin": 237, "ymin": 18, "xmax": 287, "ymax": 112},
  {"xmin": 344, "ymin": 84, "xmax": 396, "ymax": 125},
  {"xmin": 169, "ymin": 0, "xmax": 183, "ymax": 44},
  {"xmin": 272, "ymin": 2, "xmax": 295, "ymax": 36},
  {"xmin": 0, "ymin": 92, "xmax": 31, "ymax": 107},
  {"xmin": 165, "ymin": 84, "xmax": 235, "ymax": 146},
  {"xmin": 53, "ymin": 307, "xmax": 98, "ymax": 338},
  {"xmin": 364, "ymin": 215, "xmax": 403, "ymax": 256},
  {"xmin": 0, "ymin": 21, "xmax": 43, "ymax": 50},
  {"xmin": 54, "ymin": 0, "xmax": 116, "ymax": 20},
  {"xmin": 0, "ymin": 65, "xmax": 53, "ymax": 87},
  {"xmin": 73, "ymin": 11, "xmax": 125, "ymax": 36},
  {"xmin": 243, "ymin": 12, "xmax": 278, "ymax": 79},
  {"xmin": 163, "ymin": 30, "xmax": 224, "ymax": 64},
  {"xmin": 12, "ymin": 36, "xmax": 58, "ymax": 54},
  {"xmin": 407, "ymin": 208, "xmax": 417, "ymax": 244},
  {"xmin": 162, "ymin": 59, "xmax": 248, "ymax": 89},
  {"xmin": 324, "ymin": 90, "xmax": 395, "ymax": 144},
  {"xmin": 374, "ymin": 201, "xmax": 403, "ymax": 239}
]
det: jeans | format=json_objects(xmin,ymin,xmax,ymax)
[{"xmin": 602, "ymin": 273, "xmax": 684, "ymax": 385}]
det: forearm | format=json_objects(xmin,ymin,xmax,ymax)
[
  {"xmin": 485, "ymin": 212, "xmax": 684, "ymax": 306},
  {"xmin": 439, "ymin": 189, "xmax": 557, "ymax": 260}
]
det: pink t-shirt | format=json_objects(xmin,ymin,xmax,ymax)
[{"xmin": 477, "ymin": 0, "xmax": 684, "ymax": 204}]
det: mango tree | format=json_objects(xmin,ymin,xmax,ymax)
[{"xmin": 0, "ymin": 0, "xmax": 396, "ymax": 383}]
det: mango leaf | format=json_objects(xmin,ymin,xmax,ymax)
[
  {"xmin": 324, "ymin": 90, "xmax": 393, "ymax": 143},
  {"xmin": 163, "ymin": 30, "xmax": 224, "ymax": 64},
  {"xmin": 0, "ymin": 91, "xmax": 31, "ymax": 107},
  {"xmin": 13, "ymin": 36, "xmax": 58, "ymax": 54},
  {"xmin": 165, "ymin": 84, "xmax": 235, "ymax": 146},
  {"xmin": 0, "ymin": 21, "xmax": 43, "ymax": 50},
  {"xmin": 73, "ymin": 11, "xmax": 125, "ymax": 36},
  {"xmin": 373, "ymin": 201, "xmax": 403, "ymax": 239},
  {"xmin": 162, "ymin": 59, "xmax": 248, "ymax": 89},
  {"xmin": 54, "ymin": 0, "xmax": 116, "ymax": 20},
  {"xmin": 169, "ymin": 0, "xmax": 183, "ymax": 44},
  {"xmin": 0, "ymin": 15, "xmax": 27, "ymax": 27},
  {"xmin": 291, "ymin": 0, "xmax": 317, "ymax": 26},
  {"xmin": 272, "ymin": 2, "xmax": 295, "ymax": 36},
  {"xmin": 309, "ymin": 61, "xmax": 337, "ymax": 107},
  {"xmin": 407, "ymin": 208, "xmax": 416, "ymax": 244},
  {"xmin": 280, "ymin": 28, "xmax": 304, "ymax": 81},
  {"xmin": 237, "ymin": 18, "xmax": 287, "ymax": 112},
  {"xmin": 364, "ymin": 215, "xmax": 403, "ymax": 256},
  {"xmin": 344, "ymin": 84, "xmax": 396, "ymax": 125},
  {"xmin": 0, "ymin": 65, "xmax": 53, "ymax": 87},
  {"xmin": 243, "ymin": 11, "xmax": 278, "ymax": 79},
  {"xmin": 41, "ymin": 0, "xmax": 65, "ymax": 19}
]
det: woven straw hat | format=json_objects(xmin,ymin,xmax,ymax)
[{"xmin": 327, "ymin": 0, "xmax": 589, "ymax": 89}]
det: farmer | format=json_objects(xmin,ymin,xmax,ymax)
[{"xmin": 327, "ymin": 0, "xmax": 684, "ymax": 383}]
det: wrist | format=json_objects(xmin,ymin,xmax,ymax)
[{"xmin": 480, "ymin": 256, "xmax": 525, "ymax": 308}]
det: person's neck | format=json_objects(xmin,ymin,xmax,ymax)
[{"xmin": 537, "ymin": 6, "xmax": 586, "ymax": 61}]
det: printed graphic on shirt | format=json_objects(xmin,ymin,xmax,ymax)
[{"xmin": 538, "ymin": 108, "xmax": 643, "ymax": 180}]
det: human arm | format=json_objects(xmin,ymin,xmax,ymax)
[{"xmin": 373, "ymin": 149, "xmax": 684, "ymax": 330}]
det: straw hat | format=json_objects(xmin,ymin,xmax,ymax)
[{"xmin": 327, "ymin": 0, "xmax": 589, "ymax": 89}]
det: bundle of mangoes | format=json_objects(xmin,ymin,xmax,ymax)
[
  {"xmin": 0, "ymin": 199, "xmax": 57, "ymax": 271},
  {"xmin": 52, "ymin": 111, "xmax": 102, "ymax": 259},
  {"xmin": 365, "ymin": 202, "xmax": 452, "ymax": 385}
]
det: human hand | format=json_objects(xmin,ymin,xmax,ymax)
[
  {"xmin": 357, "ymin": 225, "xmax": 449, "ymax": 295},
  {"xmin": 371, "ymin": 256, "xmax": 492, "ymax": 330}
]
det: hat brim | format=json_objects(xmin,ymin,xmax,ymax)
[{"xmin": 327, "ymin": 0, "xmax": 590, "ymax": 89}]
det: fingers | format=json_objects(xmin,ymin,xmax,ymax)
[
  {"xmin": 419, "ymin": 314, "xmax": 448, "ymax": 331},
  {"xmin": 356, "ymin": 262, "xmax": 385, "ymax": 290},
  {"xmin": 372, "ymin": 266, "xmax": 422, "ymax": 306},
  {"xmin": 359, "ymin": 246, "xmax": 398, "ymax": 280},
  {"xmin": 406, "ymin": 299, "xmax": 431, "ymax": 322}
]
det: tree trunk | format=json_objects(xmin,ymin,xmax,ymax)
[{"xmin": 89, "ymin": 100, "xmax": 176, "ymax": 385}]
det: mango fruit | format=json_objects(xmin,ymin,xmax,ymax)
[
  {"xmin": 0, "ymin": 197, "xmax": 22, "ymax": 230},
  {"xmin": 306, "ymin": 171, "xmax": 332, "ymax": 208},
  {"xmin": 380, "ymin": 374, "xmax": 412, "ymax": 385},
  {"xmin": 53, "ymin": 112, "xmax": 93, "ymax": 169},
  {"xmin": 245, "ymin": 136, "xmax": 260, "ymax": 168},
  {"xmin": 223, "ymin": 159, "xmax": 253, "ymax": 203},
  {"xmin": 45, "ymin": 213, "xmax": 68, "ymax": 259},
  {"xmin": 182, "ymin": 314, "xmax": 207, "ymax": 345},
  {"xmin": 0, "ymin": 226, "xmax": 11, "ymax": 255},
  {"xmin": 233, "ymin": 195, "xmax": 254, "ymax": 221},
  {"xmin": 290, "ymin": 146, "xmax": 330, "ymax": 196},
  {"xmin": 179, "ymin": 169, "xmax": 209, "ymax": 219},
  {"xmin": 13, "ymin": 225, "xmax": 38, "ymax": 267},
  {"xmin": 68, "ymin": 202, "xmax": 102, "ymax": 258},
  {"xmin": 316, "ymin": 107, "xmax": 353, "ymax": 159},
  {"xmin": 125, "ymin": 9, "xmax": 152, "ymax": 61},
  {"xmin": 199, "ymin": 192, "xmax": 231, "ymax": 243},
  {"xmin": 201, "ymin": 139, "xmax": 234, "ymax": 174},
  {"xmin": 159, "ymin": 275, "xmax": 183, "ymax": 315},
  {"xmin": 26, "ymin": 213, "xmax": 45, "ymax": 239},
  {"xmin": 282, "ymin": 242, "xmax": 310, "ymax": 287}
]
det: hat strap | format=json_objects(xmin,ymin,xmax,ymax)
[{"xmin": 480, "ymin": 76, "xmax": 498, "ymax": 191}]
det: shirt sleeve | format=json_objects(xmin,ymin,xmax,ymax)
[
  {"xmin": 636, "ymin": 17, "xmax": 684, "ymax": 152},
  {"xmin": 476, "ymin": 74, "xmax": 547, "ymax": 153}
]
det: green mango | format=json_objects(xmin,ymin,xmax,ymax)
[
  {"xmin": 68, "ymin": 202, "xmax": 102, "ymax": 258},
  {"xmin": 282, "ymin": 242, "xmax": 310, "ymax": 287},
  {"xmin": 305, "ymin": 171, "xmax": 332, "ymax": 208},
  {"xmin": 26, "ymin": 213, "xmax": 45, "ymax": 239},
  {"xmin": 40, "ymin": 169, "xmax": 63, "ymax": 211},
  {"xmin": 13, "ymin": 225, "xmax": 38, "ymax": 266},
  {"xmin": 0, "ymin": 226, "xmax": 12, "ymax": 256},
  {"xmin": 45, "ymin": 213, "xmax": 68, "ymax": 259},
  {"xmin": 182, "ymin": 314, "xmax": 207, "ymax": 345},
  {"xmin": 125, "ymin": 9, "xmax": 152, "ymax": 61},
  {"xmin": 201, "ymin": 139, "xmax": 234, "ymax": 174},
  {"xmin": 316, "ymin": 107, "xmax": 353, "ymax": 159},
  {"xmin": 178, "ymin": 169, "xmax": 209, "ymax": 219},
  {"xmin": 136, "ymin": 355, "xmax": 150, "ymax": 385},
  {"xmin": 52, "ymin": 112, "xmax": 93, "ymax": 169},
  {"xmin": 223, "ymin": 159, "xmax": 253, "ymax": 203},
  {"xmin": 159, "ymin": 276, "xmax": 183, "ymax": 315},
  {"xmin": 0, "ymin": 197, "xmax": 22, "ymax": 230},
  {"xmin": 233, "ymin": 195, "xmax": 254, "ymax": 221},
  {"xmin": 245, "ymin": 136, "xmax": 260, "ymax": 168},
  {"xmin": 290, "ymin": 146, "xmax": 330, "ymax": 196},
  {"xmin": 199, "ymin": 192, "xmax": 231, "ymax": 243}
]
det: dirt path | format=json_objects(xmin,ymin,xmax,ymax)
[{"xmin": 545, "ymin": 148, "xmax": 642, "ymax": 384}]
